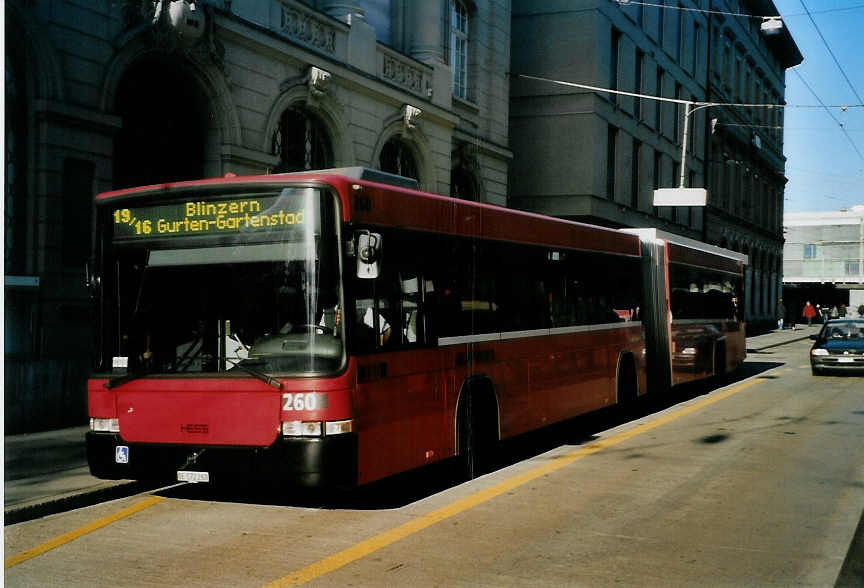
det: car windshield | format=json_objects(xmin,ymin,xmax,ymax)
[
  {"xmin": 98, "ymin": 188, "xmax": 344, "ymax": 375},
  {"xmin": 821, "ymin": 321, "xmax": 864, "ymax": 340}
]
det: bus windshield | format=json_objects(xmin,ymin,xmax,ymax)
[{"xmin": 98, "ymin": 187, "xmax": 344, "ymax": 376}]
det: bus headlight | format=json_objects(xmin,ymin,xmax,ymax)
[
  {"xmin": 325, "ymin": 419, "xmax": 354, "ymax": 435},
  {"xmin": 90, "ymin": 418, "xmax": 120, "ymax": 433},
  {"xmin": 282, "ymin": 421, "xmax": 323, "ymax": 437},
  {"xmin": 282, "ymin": 420, "xmax": 353, "ymax": 437}
]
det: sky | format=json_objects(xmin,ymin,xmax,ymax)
[{"xmin": 773, "ymin": 0, "xmax": 864, "ymax": 213}]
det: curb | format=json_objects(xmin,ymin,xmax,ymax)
[
  {"xmin": 749, "ymin": 333, "xmax": 813, "ymax": 352},
  {"xmin": 4, "ymin": 481, "xmax": 160, "ymax": 526}
]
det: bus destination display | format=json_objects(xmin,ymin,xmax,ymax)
[{"xmin": 112, "ymin": 195, "xmax": 306, "ymax": 240}]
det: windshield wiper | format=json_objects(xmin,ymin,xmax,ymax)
[
  {"xmin": 222, "ymin": 357, "xmax": 283, "ymax": 390},
  {"xmin": 104, "ymin": 359, "xmax": 282, "ymax": 390},
  {"xmin": 105, "ymin": 370, "xmax": 150, "ymax": 389}
]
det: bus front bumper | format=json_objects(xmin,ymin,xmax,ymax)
[{"xmin": 86, "ymin": 431, "xmax": 358, "ymax": 488}]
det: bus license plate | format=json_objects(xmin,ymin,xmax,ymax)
[{"xmin": 177, "ymin": 470, "xmax": 210, "ymax": 483}]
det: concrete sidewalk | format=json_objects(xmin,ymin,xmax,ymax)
[
  {"xmin": 3, "ymin": 426, "xmax": 147, "ymax": 524},
  {"xmin": 3, "ymin": 326, "xmax": 815, "ymax": 523},
  {"xmin": 746, "ymin": 323, "xmax": 817, "ymax": 352}
]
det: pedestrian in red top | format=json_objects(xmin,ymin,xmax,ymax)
[{"xmin": 802, "ymin": 301, "xmax": 818, "ymax": 326}]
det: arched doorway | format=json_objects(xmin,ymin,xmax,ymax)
[{"xmin": 114, "ymin": 57, "xmax": 209, "ymax": 189}]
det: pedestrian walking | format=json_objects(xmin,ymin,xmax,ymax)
[
  {"xmin": 839, "ymin": 304, "xmax": 847, "ymax": 318},
  {"xmin": 777, "ymin": 299, "xmax": 786, "ymax": 330},
  {"xmin": 802, "ymin": 301, "xmax": 818, "ymax": 326}
]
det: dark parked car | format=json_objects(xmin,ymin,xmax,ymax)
[{"xmin": 809, "ymin": 318, "xmax": 864, "ymax": 375}]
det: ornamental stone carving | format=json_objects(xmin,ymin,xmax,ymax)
[
  {"xmin": 118, "ymin": 0, "xmax": 226, "ymax": 76},
  {"xmin": 281, "ymin": 5, "xmax": 336, "ymax": 54},
  {"xmin": 308, "ymin": 66, "xmax": 332, "ymax": 96},
  {"xmin": 403, "ymin": 104, "xmax": 422, "ymax": 130},
  {"xmin": 382, "ymin": 56, "xmax": 425, "ymax": 94}
]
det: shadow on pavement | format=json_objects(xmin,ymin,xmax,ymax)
[
  {"xmin": 836, "ymin": 506, "xmax": 864, "ymax": 587},
  {"xmin": 155, "ymin": 360, "xmax": 786, "ymax": 511}
]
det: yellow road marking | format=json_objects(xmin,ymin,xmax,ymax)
[
  {"xmin": 5, "ymin": 495, "xmax": 164, "ymax": 569},
  {"xmin": 263, "ymin": 378, "xmax": 763, "ymax": 587}
]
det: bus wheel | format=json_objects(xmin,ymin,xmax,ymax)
[
  {"xmin": 713, "ymin": 342, "xmax": 727, "ymax": 384},
  {"xmin": 617, "ymin": 354, "xmax": 639, "ymax": 418},
  {"xmin": 457, "ymin": 384, "xmax": 499, "ymax": 480}
]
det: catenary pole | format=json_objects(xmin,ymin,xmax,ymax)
[{"xmin": 679, "ymin": 101, "xmax": 692, "ymax": 188}]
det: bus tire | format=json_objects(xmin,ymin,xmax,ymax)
[
  {"xmin": 457, "ymin": 380, "xmax": 500, "ymax": 480},
  {"xmin": 713, "ymin": 342, "xmax": 727, "ymax": 383},
  {"xmin": 617, "ymin": 353, "xmax": 639, "ymax": 417}
]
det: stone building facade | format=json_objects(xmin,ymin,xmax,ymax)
[
  {"xmin": 4, "ymin": 0, "xmax": 512, "ymax": 432},
  {"xmin": 509, "ymin": 0, "xmax": 801, "ymax": 331}
]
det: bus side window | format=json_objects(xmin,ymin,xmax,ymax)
[
  {"xmin": 422, "ymin": 278, "xmax": 437, "ymax": 342},
  {"xmin": 398, "ymin": 272, "xmax": 421, "ymax": 344},
  {"xmin": 549, "ymin": 276, "xmax": 579, "ymax": 328},
  {"xmin": 377, "ymin": 273, "xmax": 403, "ymax": 349},
  {"xmin": 353, "ymin": 297, "xmax": 379, "ymax": 351},
  {"xmin": 351, "ymin": 270, "xmax": 386, "ymax": 352}
]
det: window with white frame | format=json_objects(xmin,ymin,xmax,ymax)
[
  {"xmin": 451, "ymin": 1, "xmax": 469, "ymax": 99},
  {"xmin": 803, "ymin": 244, "xmax": 817, "ymax": 259}
]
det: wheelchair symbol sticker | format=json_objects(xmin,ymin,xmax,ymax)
[{"xmin": 115, "ymin": 445, "xmax": 129, "ymax": 464}]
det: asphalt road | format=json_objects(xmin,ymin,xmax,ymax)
[{"xmin": 5, "ymin": 337, "xmax": 863, "ymax": 587}]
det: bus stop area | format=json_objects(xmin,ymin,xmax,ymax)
[{"xmin": 4, "ymin": 326, "xmax": 816, "ymax": 525}]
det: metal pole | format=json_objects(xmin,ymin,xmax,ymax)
[
  {"xmin": 679, "ymin": 101, "xmax": 693, "ymax": 188},
  {"xmin": 859, "ymin": 214, "xmax": 863, "ymax": 284}
]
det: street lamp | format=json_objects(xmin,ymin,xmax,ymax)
[
  {"xmin": 760, "ymin": 17, "xmax": 783, "ymax": 35},
  {"xmin": 653, "ymin": 101, "xmax": 710, "ymax": 206},
  {"xmin": 514, "ymin": 74, "xmax": 788, "ymax": 207}
]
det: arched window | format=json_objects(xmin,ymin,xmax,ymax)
[
  {"xmin": 379, "ymin": 137, "xmax": 419, "ymax": 181},
  {"xmin": 5, "ymin": 53, "xmax": 27, "ymax": 274},
  {"xmin": 272, "ymin": 107, "xmax": 333, "ymax": 173}
]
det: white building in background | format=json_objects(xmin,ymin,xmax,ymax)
[{"xmin": 783, "ymin": 206, "xmax": 864, "ymax": 312}]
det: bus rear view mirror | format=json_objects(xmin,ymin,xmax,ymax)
[
  {"xmin": 85, "ymin": 260, "xmax": 101, "ymax": 298},
  {"xmin": 356, "ymin": 232, "xmax": 382, "ymax": 279}
]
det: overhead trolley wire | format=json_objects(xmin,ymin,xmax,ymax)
[
  {"xmin": 612, "ymin": 0, "xmax": 864, "ymax": 20},
  {"xmin": 798, "ymin": 0, "xmax": 864, "ymax": 106},
  {"xmin": 516, "ymin": 74, "xmax": 864, "ymax": 110},
  {"xmin": 791, "ymin": 69, "xmax": 864, "ymax": 163}
]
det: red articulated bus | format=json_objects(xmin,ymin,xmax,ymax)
[
  {"xmin": 86, "ymin": 168, "xmax": 745, "ymax": 487},
  {"xmin": 624, "ymin": 229, "xmax": 747, "ymax": 392}
]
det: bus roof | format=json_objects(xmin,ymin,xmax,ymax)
[
  {"xmin": 96, "ymin": 170, "xmax": 642, "ymax": 258},
  {"xmin": 623, "ymin": 228, "xmax": 747, "ymax": 274}
]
